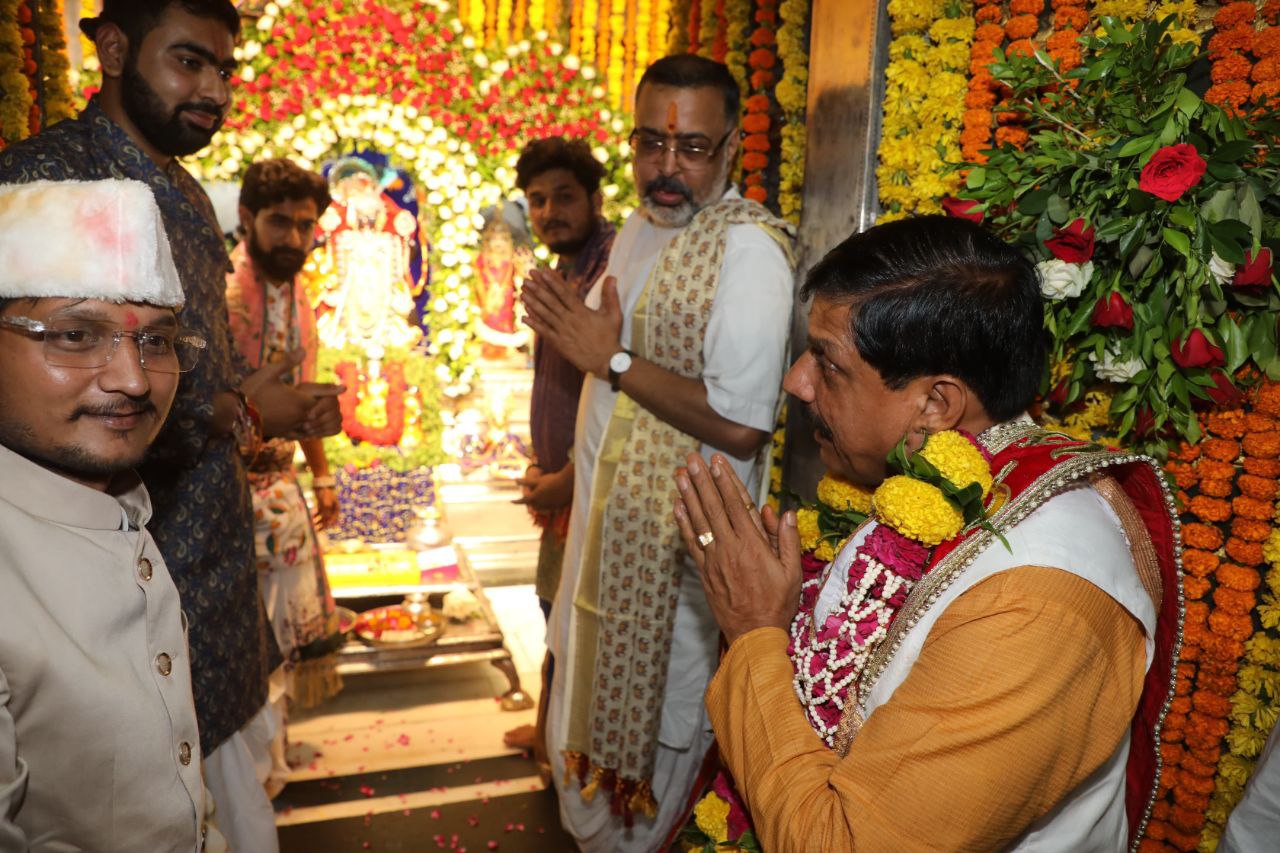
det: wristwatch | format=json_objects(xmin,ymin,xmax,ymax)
[{"xmin": 607, "ymin": 350, "xmax": 634, "ymax": 392}]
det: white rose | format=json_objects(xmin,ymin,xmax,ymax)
[
  {"xmin": 1209, "ymin": 252, "xmax": 1236, "ymax": 287},
  {"xmin": 1091, "ymin": 345, "xmax": 1144, "ymax": 383},
  {"xmin": 1037, "ymin": 259, "xmax": 1094, "ymax": 301}
]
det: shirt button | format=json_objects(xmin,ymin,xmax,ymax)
[
  {"xmin": 138, "ymin": 557, "xmax": 153, "ymax": 582},
  {"xmin": 155, "ymin": 652, "xmax": 172, "ymax": 677},
  {"xmin": 179, "ymin": 741, "xmax": 192, "ymax": 766}
]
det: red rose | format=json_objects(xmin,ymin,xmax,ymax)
[
  {"xmin": 1048, "ymin": 378, "xmax": 1070, "ymax": 406},
  {"xmin": 1233, "ymin": 248, "xmax": 1274, "ymax": 287},
  {"xmin": 1171, "ymin": 329, "xmax": 1226, "ymax": 369},
  {"xmin": 1205, "ymin": 371, "xmax": 1244, "ymax": 407},
  {"xmin": 1139, "ymin": 143, "xmax": 1208, "ymax": 202},
  {"xmin": 1091, "ymin": 292, "xmax": 1134, "ymax": 329},
  {"xmin": 1045, "ymin": 218, "xmax": 1096, "ymax": 263},
  {"xmin": 941, "ymin": 197, "xmax": 984, "ymax": 223}
]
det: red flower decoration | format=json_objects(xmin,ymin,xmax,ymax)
[
  {"xmin": 1233, "ymin": 247, "xmax": 1274, "ymax": 287},
  {"xmin": 1171, "ymin": 329, "xmax": 1227, "ymax": 369},
  {"xmin": 941, "ymin": 197, "xmax": 984, "ymax": 222},
  {"xmin": 1091, "ymin": 292, "xmax": 1134, "ymax": 329},
  {"xmin": 1045, "ymin": 218, "xmax": 1096, "ymax": 262},
  {"xmin": 1206, "ymin": 371, "xmax": 1245, "ymax": 406},
  {"xmin": 1139, "ymin": 144, "xmax": 1208, "ymax": 202}
]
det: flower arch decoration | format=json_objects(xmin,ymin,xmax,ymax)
[{"xmin": 79, "ymin": 0, "xmax": 636, "ymax": 394}]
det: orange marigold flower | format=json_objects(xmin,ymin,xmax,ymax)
[
  {"xmin": 1183, "ymin": 549, "xmax": 1221, "ymax": 578},
  {"xmin": 1231, "ymin": 517, "xmax": 1272, "ymax": 542},
  {"xmin": 1004, "ymin": 14, "xmax": 1039, "ymax": 39},
  {"xmin": 1206, "ymin": 81, "xmax": 1253, "ymax": 113},
  {"xmin": 1227, "ymin": 536, "xmax": 1265, "ymax": 565},
  {"xmin": 1246, "ymin": 412, "xmax": 1278, "ymax": 433},
  {"xmin": 1183, "ymin": 576, "xmax": 1210, "ymax": 599},
  {"xmin": 1213, "ymin": 585, "xmax": 1257, "ymax": 615},
  {"xmin": 974, "ymin": 26, "xmax": 1006, "ymax": 47},
  {"xmin": 1244, "ymin": 431, "xmax": 1280, "ymax": 458},
  {"xmin": 963, "ymin": 108, "xmax": 994, "ymax": 128},
  {"xmin": 1254, "ymin": 80, "xmax": 1280, "ymax": 102},
  {"xmin": 1169, "ymin": 463, "xmax": 1198, "ymax": 489},
  {"xmin": 1165, "ymin": 710, "xmax": 1188, "ymax": 730},
  {"xmin": 1168, "ymin": 696, "xmax": 1192, "ymax": 715},
  {"xmin": 741, "ymin": 152, "xmax": 769, "ymax": 172},
  {"xmin": 1183, "ymin": 729, "xmax": 1219, "ymax": 752},
  {"xmin": 745, "ymin": 94, "xmax": 771, "ymax": 112},
  {"xmin": 1171, "ymin": 805, "xmax": 1207, "ymax": 835},
  {"xmin": 1186, "ymin": 600, "xmax": 1210, "ymax": 628},
  {"xmin": 965, "ymin": 88, "xmax": 998, "ymax": 109},
  {"xmin": 1178, "ymin": 750, "xmax": 1219, "ymax": 777},
  {"xmin": 1050, "ymin": 0, "xmax": 1086, "ymax": 7},
  {"xmin": 1169, "ymin": 828, "xmax": 1205, "ymax": 851},
  {"xmin": 743, "ymin": 113, "xmax": 771, "ymax": 133},
  {"xmin": 1144, "ymin": 823, "xmax": 1170, "ymax": 844},
  {"xmin": 1234, "ymin": 495, "xmax": 1274, "ymax": 520},
  {"xmin": 1206, "ymin": 410, "xmax": 1248, "ymax": 438},
  {"xmin": 1179, "ymin": 769, "xmax": 1218, "ymax": 795},
  {"xmin": 1200, "ymin": 672, "xmax": 1240, "ymax": 696},
  {"xmin": 1010, "ymin": 0, "xmax": 1044, "ymax": 12},
  {"xmin": 976, "ymin": 5, "xmax": 1003, "ymax": 23},
  {"xmin": 994, "ymin": 126, "xmax": 1029, "ymax": 149},
  {"xmin": 1179, "ymin": 791, "xmax": 1211, "ymax": 813},
  {"xmin": 1182, "ymin": 640, "xmax": 1202, "ymax": 661},
  {"xmin": 1046, "ymin": 30, "xmax": 1080, "ymax": 51},
  {"xmin": 1199, "ymin": 478, "xmax": 1233, "ymax": 498},
  {"xmin": 1183, "ymin": 522, "xmax": 1224, "ymax": 551},
  {"xmin": 1049, "ymin": 47, "xmax": 1082, "ymax": 71},
  {"xmin": 1215, "ymin": 2, "xmax": 1258, "ymax": 30},
  {"xmin": 1199, "ymin": 634, "xmax": 1246, "ymax": 664},
  {"xmin": 1254, "ymin": 28, "xmax": 1280, "ymax": 57},
  {"xmin": 1006, "ymin": 38, "xmax": 1036, "ymax": 57},
  {"xmin": 1254, "ymin": 56, "xmax": 1280, "ymax": 83},
  {"xmin": 1197, "ymin": 458, "xmax": 1236, "ymax": 480},
  {"xmin": 1173, "ymin": 441, "xmax": 1202, "ymax": 462},
  {"xmin": 1238, "ymin": 473, "xmax": 1278, "ymax": 501},
  {"xmin": 1212, "ymin": 52, "xmax": 1254, "ymax": 83},
  {"xmin": 1217, "ymin": 562, "xmax": 1261, "ymax": 591},
  {"xmin": 1053, "ymin": 7, "xmax": 1088, "ymax": 29},
  {"xmin": 1209, "ymin": 28, "xmax": 1255, "ymax": 58},
  {"xmin": 1209, "ymin": 610, "xmax": 1256, "ymax": 640},
  {"xmin": 1255, "ymin": 382, "xmax": 1280, "ymax": 416},
  {"xmin": 1244, "ymin": 457, "xmax": 1280, "ymax": 477},
  {"xmin": 1188, "ymin": 495, "xmax": 1232, "ymax": 522},
  {"xmin": 1202, "ymin": 438, "xmax": 1241, "ymax": 462},
  {"xmin": 1264, "ymin": 0, "xmax": 1280, "ymax": 25}
]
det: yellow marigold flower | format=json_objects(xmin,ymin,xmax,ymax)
[
  {"xmin": 814, "ymin": 539, "xmax": 836, "ymax": 563},
  {"xmin": 1263, "ymin": 529, "xmax": 1280, "ymax": 568},
  {"xmin": 1227, "ymin": 725, "xmax": 1269, "ymax": 759},
  {"xmin": 693, "ymin": 792, "xmax": 731, "ymax": 843},
  {"xmin": 797, "ymin": 507, "xmax": 822, "ymax": 553},
  {"xmin": 919, "ymin": 431, "xmax": 993, "ymax": 497},
  {"xmin": 816, "ymin": 474, "xmax": 874, "ymax": 514},
  {"xmin": 874, "ymin": 476, "xmax": 964, "ymax": 545}
]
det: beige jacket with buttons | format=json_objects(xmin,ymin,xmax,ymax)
[{"xmin": 0, "ymin": 443, "xmax": 205, "ymax": 851}]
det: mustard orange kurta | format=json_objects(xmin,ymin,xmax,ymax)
[{"xmin": 705, "ymin": 566, "xmax": 1145, "ymax": 852}]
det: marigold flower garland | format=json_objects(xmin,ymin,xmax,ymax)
[
  {"xmin": 775, "ymin": 0, "xmax": 809, "ymax": 223},
  {"xmin": 1206, "ymin": 1, "xmax": 1280, "ymax": 116},
  {"xmin": 962, "ymin": 0, "xmax": 1005, "ymax": 163},
  {"xmin": 34, "ymin": 0, "xmax": 72, "ymax": 128},
  {"xmin": 741, "ymin": 0, "xmax": 779, "ymax": 205},
  {"xmin": 1145, "ymin": 384, "xmax": 1280, "ymax": 852},
  {"xmin": 0, "ymin": 0, "xmax": 31, "ymax": 147},
  {"xmin": 877, "ymin": 0, "xmax": 974, "ymax": 219}
]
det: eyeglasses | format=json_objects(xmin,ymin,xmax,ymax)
[
  {"xmin": 628, "ymin": 128, "xmax": 739, "ymax": 168},
  {"xmin": 0, "ymin": 316, "xmax": 207, "ymax": 374}
]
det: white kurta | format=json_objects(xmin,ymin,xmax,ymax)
[
  {"xmin": 546, "ymin": 190, "xmax": 794, "ymax": 851},
  {"xmin": 0, "ymin": 443, "xmax": 205, "ymax": 851}
]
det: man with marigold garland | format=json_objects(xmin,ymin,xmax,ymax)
[
  {"xmin": 522, "ymin": 55, "xmax": 796, "ymax": 850},
  {"xmin": 674, "ymin": 216, "xmax": 1183, "ymax": 851}
]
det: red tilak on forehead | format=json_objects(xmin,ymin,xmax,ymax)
[
  {"xmin": 123, "ymin": 310, "xmax": 139, "ymax": 329},
  {"xmin": 665, "ymin": 101, "xmax": 678, "ymax": 133}
]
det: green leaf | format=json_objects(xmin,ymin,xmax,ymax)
[
  {"xmin": 1208, "ymin": 219, "xmax": 1251, "ymax": 264},
  {"xmin": 1220, "ymin": 318, "xmax": 1250, "ymax": 371},
  {"xmin": 1018, "ymin": 188, "xmax": 1051, "ymax": 216},
  {"xmin": 1163, "ymin": 227, "xmax": 1191, "ymax": 258},
  {"xmin": 1175, "ymin": 87, "xmax": 1201, "ymax": 117},
  {"xmin": 1210, "ymin": 139, "xmax": 1256, "ymax": 164},
  {"xmin": 1200, "ymin": 186, "xmax": 1238, "ymax": 223},
  {"xmin": 1207, "ymin": 160, "xmax": 1245, "ymax": 182},
  {"xmin": 1239, "ymin": 183, "xmax": 1264, "ymax": 242},
  {"xmin": 1046, "ymin": 195, "xmax": 1070, "ymax": 224},
  {"xmin": 1116, "ymin": 135, "xmax": 1154, "ymax": 158},
  {"xmin": 1168, "ymin": 205, "xmax": 1197, "ymax": 229},
  {"xmin": 966, "ymin": 168, "xmax": 987, "ymax": 190}
]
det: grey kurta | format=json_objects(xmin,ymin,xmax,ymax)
[{"xmin": 0, "ymin": 443, "xmax": 204, "ymax": 851}]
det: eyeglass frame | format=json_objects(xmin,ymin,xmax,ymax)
[
  {"xmin": 627, "ymin": 127, "xmax": 742, "ymax": 168},
  {"xmin": 0, "ymin": 314, "xmax": 208, "ymax": 374}
]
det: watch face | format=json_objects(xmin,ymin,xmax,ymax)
[{"xmin": 609, "ymin": 351, "xmax": 633, "ymax": 373}]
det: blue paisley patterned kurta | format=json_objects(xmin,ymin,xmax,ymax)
[{"xmin": 0, "ymin": 100, "xmax": 282, "ymax": 756}]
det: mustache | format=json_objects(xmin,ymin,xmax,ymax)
[
  {"xmin": 178, "ymin": 100, "xmax": 225, "ymax": 121},
  {"xmin": 72, "ymin": 400, "xmax": 156, "ymax": 420},
  {"xmin": 541, "ymin": 219, "xmax": 571, "ymax": 231},
  {"xmin": 270, "ymin": 247, "xmax": 306, "ymax": 263},
  {"xmin": 643, "ymin": 175, "xmax": 693, "ymax": 203},
  {"xmin": 804, "ymin": 403, "xmax": 834, "ymax": 441}
]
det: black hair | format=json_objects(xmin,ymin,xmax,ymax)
[
  {"xmin": 801, "ymin": 215, "xmax": 1047, "ymax": 422},
  {"xmin": 636, "ymin": 55, "xmax": 740, "ymax": 128},
  {"xmin": 83, "ymin": 0, "xmax": 241, "ymax": 46},
  {"xmin": 239, "ymin": 158, "xmax": 331, "ymax": 215},
  {"xmin": 514, "ymin": 137, "xmax": 607, "ymax": 196}
]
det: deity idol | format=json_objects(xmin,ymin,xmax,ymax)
[
  {"xmin": 312, "ymin": 157, "xmax": 421, "ymax": 359},
  {"xmin": 473, "ymin": 205, "xmax": 534, "ymax": 359}
]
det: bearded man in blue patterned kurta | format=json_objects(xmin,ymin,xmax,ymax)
[{"xmin": 0, "ymin": 3, "xmax": 344, "ymax": 850}]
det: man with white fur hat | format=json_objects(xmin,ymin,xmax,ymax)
[{"xmin": 0, "ymin": 178, "xmax": 216, "ymax": 851}]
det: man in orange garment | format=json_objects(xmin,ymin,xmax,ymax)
[{"xmin": 673, "ymin": 216, "xmax": 1183, "ymax": 851}]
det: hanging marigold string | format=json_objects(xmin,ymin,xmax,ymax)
[
  {"xmin": 742, "ymin": 0, "xmax": 779, "ymax": 206},
  {"xmin": 0, "ymin": 0, "xmax": 32, "ymax": 148},
  {"xmin": 963, "ymin": 0, "xmax": 1003, "ymax": 163},
  {"xmin": 775, "ymin": 0, "xmax": 809, "ymax": 224},
  {"xmin": 1146, "ymin": 386, "xmax": 1280, "ymax": 852}
]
